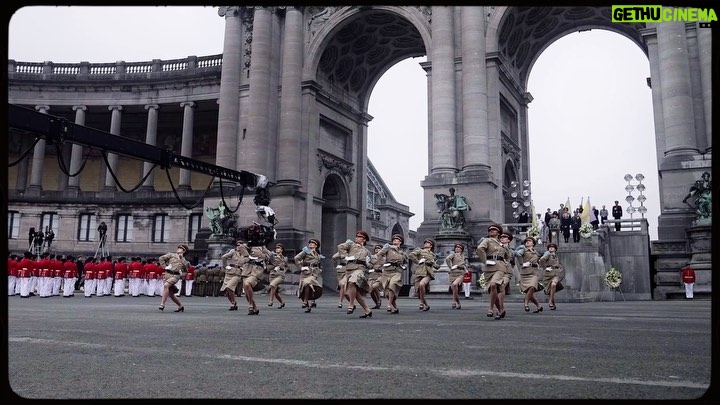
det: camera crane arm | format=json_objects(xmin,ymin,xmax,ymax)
[{"xmin": 8, "ymin": 103, "xmax": 270, "ymax": 194}]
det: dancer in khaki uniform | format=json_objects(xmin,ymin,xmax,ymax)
[
  {"xmin": 267, "ymin": 243, "xmax": 288, "ymax": 308},
  {"xmin": 221, "ymin": 240, "xmax": 249, "ymax": 311},
  {"xmin": 539, "ymin": 243, "xmax": 564, "ymax": 310},
  {"xmin": 242, "ymin": 243, "xmax": 272, "ymax": 315},
  {"xmin": 409, "ymin": 238, "xmax": 440, "ymax": 311},
  {"xmin": 444, "ymin": 243, "xmax": 469, "ymax": 310},
  {"xmin": 476, "ymin": 224, "xmax": 513, "ymax": 320},
  {"xmin": 157, "ymin": 244, "xmax": 189, "ymax": 312},
  {"xmin": 514, "ymin": 237, "xmax": 543, "ymax": 313},
  {"xmin": 294, "ymin": 238, "xmax": 324, "ymax": 312},
  {"xmin": 377, "ymin": 234, "xmax": 407, "ymax": 314},
  {"xmin": 331, "ymin": 247, "xmax": 349, "ymax": 309},
  {"xmin": 367, "ymin": 244, "xmax": 384, "ymax": 310},
  {"xmin": 337, "ymin": 230, "xmax": 374, "ymax": 318}
]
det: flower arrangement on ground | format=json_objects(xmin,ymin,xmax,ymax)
[
  {"xmin": 605, "ymin": 267, "xmax": 622, "ymax": 288},
  {"xmin": 476, "ymin": 273, "xmax": 487, "ymax": 289},
  {"xmin": 579, "ymin": 222, "xmax": 594, "ymax": 239}
]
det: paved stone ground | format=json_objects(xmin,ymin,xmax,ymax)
[{"xmin": 6, "ymin": 294, "xmax": 715, "ymax": 400}]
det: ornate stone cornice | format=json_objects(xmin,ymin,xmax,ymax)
[{"xmin": 316, "ymin": 151, "xmax": 354, "ymax": 182}]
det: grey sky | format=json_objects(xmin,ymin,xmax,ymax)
[{"xmin": 8, "ymin": 6, "xmax": 660, "ymax": 240}]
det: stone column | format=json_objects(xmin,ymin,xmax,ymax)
[
  {"xmin": 276, "ymin": 5, "xmax": 303, "ymax": 186},
  {"xmin": 66, "ymin": 105, "xmax": 87, "ymax": 190},
  {"xmin": 216, "ymin": 6, "xmax": 243, "ymax": 173},
  {"xmin": 103, "ymin": 105, "xmax": 123, "ymax": 191},
  {"xmin": 141, "ymin": 104, "xmax": 159, "ymax": 190},
  {"xmin": 655, "ymin": 18, "xmax": 698, "ymax": 157},
  {"xmin": 696, "ymin": 23, "xmax": 711, "ymax": 152},
  {"xmin": 27, "ymin": 105, "xmax": 50, "ymax": 193},
  {"xmin": 430, "ymin": 6, "xmax": 456, "ymax": 174},
  {"xmin": 178, "ymin": 101, "xmax": 196, "ymax": 189},
  {"xmin": 460, "ymin": 6, "xmax": 490, "ymax": 171},
  {"xmin": 243, "ymin": 6, "xmax": 273, "ymax": 175}
]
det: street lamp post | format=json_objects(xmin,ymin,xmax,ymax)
[
  {"xmin": 624, "ymin": 174, "xmax": 647, "ymax": 228},
  {"xmin": 510, "ymin": 180, "xmax": 532, "ymax": 230}
]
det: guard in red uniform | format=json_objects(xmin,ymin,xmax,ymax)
[
  {"xmin": 37, "ymin": 252, "xmax": 52, "ymax": 298},
  {"xmin": 184, "ymin": 264, "xmax": 195, "ymax": 297},
  {"xmin": 62, "ymin": 255, "xmax": 78, "ymax": 297},
  {"xmin": 144, "ymin": 258, "xmax": 158, "ymax": 297},
  {"xmin": 113, "ymin": 257, "xmax": 128, "ymax": 297},
  {"xmin": 51, "ymin": 254, "xmax": 64, "ymax": 296},
  {"xmin": 128, "ymin": 257, "xmax": 143, "ymax": 297},
  {"xmin": 83, "ymin": 257, "xmax": 96, "ymax": 297},
  {"xmin": 8, "ymin": 253, "xmax": 19, "ymax": 296},
  {"xmin": 681, "ymin": 265, "xmax": 696, "ymax": 300},
  {"xmin": 18, "ymin": 251, "xmax": 36, "ymax": 298}
]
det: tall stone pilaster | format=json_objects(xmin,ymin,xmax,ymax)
[
  {"xmin": 27, "ymin": 105, "xmax": 50, "ymax": 195},
  {"xmin": 141, "ymin": 104, "xmax": 159, "ymax": 190},
  {"xmin": 66, "ymin": 105, "xmax": 87, "ymax": 192},
  {"xmin": 178, "ymin": 101, "xmax": 195, "ymax": 189},
  {"xmin": 656, "ymin": 18, "xmax": 697, "ymax": 158},
  {"xmin": 103, "ymin": 105, "xmax": 123, "ymax": 191},
  {"xmin": 430, "ymin": 6, "xmax": 456, "ymax": 174},
  {"xmin": 243, "ymin": 6, "xmax": 273, "ymax": 176}
]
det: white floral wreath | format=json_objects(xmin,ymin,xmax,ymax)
[
  {"xmin": 605, "ymin": 267, "xmax": 622, "ymax": 288},
  {"xmin": 579, "ymin": 222, "xmax": 594, "ymax": 239}
]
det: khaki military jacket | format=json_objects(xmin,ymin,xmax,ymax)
[
  {"xmin": 475, "ymin": 237, "xmax": 511, "ymax": 274},
  {"xmin": 409, "ymin": 248, "xmax": 439, "ymax": 278},
  {"xmin": 377, "ymin": 245, "xmax": 408, "ymax": 275},
  {"xmin": 267, "ymin": 252, "xmax": 288, "ymax": 279},
  {"xmin": 221, "ymin": 246, "xmax": 248, "ymax": 276},
  {"xmin": 337, "ymin": 240, "xmax": 371, "ymax": 271},
  {"xmin": 158, "ymin": 252, "xmax": 189, "ymax": 276}
]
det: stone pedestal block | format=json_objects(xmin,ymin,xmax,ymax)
[
  {"xmin": 687, "ymin": 224, "xmax": 711, "ymax": 293},
  {"xmin": 206, "ymin": 235, "xmax": 235, "ymax": 265}
]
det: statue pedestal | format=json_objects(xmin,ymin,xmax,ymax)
[
  {"xmin": 421, "ymin": 231, "xmax": 473, "ymax": 296},
  {"xmin": 206, "ymin": 235, "xmax": 236, "ymax": 265},
  {"xmin": 687, "ymin": 223, "xmax": 711, "ymax": 293}
]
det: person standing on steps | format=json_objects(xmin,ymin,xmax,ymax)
[
  {"xmin": 599, "ymin": 205, "xmax": 609, "ymax": 225},
  {"xmin": 157, "ymin": 244, "xmax": 189, "ymax": 313},
  {"xmin": 612, "ymin": 200, "xmax": 623, "ymax": 231}
]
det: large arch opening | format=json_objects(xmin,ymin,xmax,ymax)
[{"xmin": 526, "ymin": 29, "xmax": 659, "ymax": 240}]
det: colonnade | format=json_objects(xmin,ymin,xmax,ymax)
[{"xmin": 20, "ymin": 102, "xmax": 199, "ymax": 193}]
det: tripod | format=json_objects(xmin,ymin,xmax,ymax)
[
  {"xmin": 29, "ymin": 236, "xmax": 43, "ymax": 256},
  {"xmin": 94, "ymin": 233, "xmax": 109, "ymax": 258}
]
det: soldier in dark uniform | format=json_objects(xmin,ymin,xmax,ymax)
[{"xmin": 612, "ymin": 200, "xmax": 623, "ymax": 231}]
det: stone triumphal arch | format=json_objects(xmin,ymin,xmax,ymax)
[
  {"xmin": 213, "ymin": 5, "xmax": 709, "ymax": 248},
  {"xmin": 7, "ymin": 6, "xmax": 711, "ymax": 297}
]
